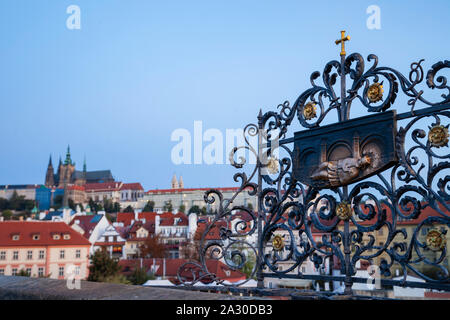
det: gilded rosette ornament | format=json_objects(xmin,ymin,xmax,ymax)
[
  {"xmin": 302, "ymin": 102, "xmax": 317, "ymax": 120},
  {"xmin": 367, "ymin": 82, "xmax": 384, "ymax": 103},
  {"xmin": 426, "ymin": 229, "xmax": 446, "ymax": 251},
  {"xmin": 272, "ymin": 234, "xmax": 284, "ymax": 251},
  {"xmin": 428, "ymin": 125, "xmax": 449, "ymax": 148},
  {"xmin": 336, "ymin": 201, "xmax": 352, "ymax": 220},
  {"xmin": 266, "ymin": 157, "xmax": 279, "ymax": 174}
]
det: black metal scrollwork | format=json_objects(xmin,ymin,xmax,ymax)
[{"xmin": 178, "ymin": 52, "xmax": 450, "ymax": 294}]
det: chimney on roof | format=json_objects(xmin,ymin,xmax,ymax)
[
  {"xmin": 155, "ymin": 215, "xmax": 160, "ymax": 234},
  {"xmin": 134, "ymin": 209, "xmax": 139, "ymax": 221}
]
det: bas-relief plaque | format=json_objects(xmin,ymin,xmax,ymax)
[{"xmin": 292, "ymin": 110, "xmax": 398, "ymax": 188}]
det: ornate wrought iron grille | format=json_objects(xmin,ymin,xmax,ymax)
[{"xmin": 177, "ymin": 31, "xmax": 450, "ymax": 295}]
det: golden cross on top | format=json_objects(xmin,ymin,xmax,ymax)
[{"xmin": 335, "ymin": 30, "xmax": 350, "ymax": 56}]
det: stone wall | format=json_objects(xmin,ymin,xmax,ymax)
[{"xmin": 0, "ymin": 276, "xmax": 243, "ymax": 300}]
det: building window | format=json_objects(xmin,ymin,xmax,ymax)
[
  {"xmin": 60, "ymin": 250, "xmax": 65, "ymax": 259},
  {"xmin": 27, "ymin": 251, "xmax": 33, "ymax": 260},
  {"xmin": 63, "ymin": 234, "xmax": 71, "ymax": 240},
  {"xmin": 59, "ymin": 267, "xmax": 64, "ymax": 277},
  {"xmin": 75, "ymin": 266, "xmax": 80, "ymax": 275},
  {"xmin": 12, "ymin": 268, "xmax": 18, "ymax": 276},
  {"xmin": 38, "ymin": 268, "xmax": 44, "ymax": 277},
  {"xmin": 53, "ymin": 234, "xmax": 60, "ymax": 240},
  {"xmin": 39, "ymin": 250, "xmax": 45, "ymax": 260},
  {"xmin": 0, "ymin": 251, "xmax": 5, "ymax": 260},
  {"xmin": 0, "ymin": 269, "xmax": 4, "ymax": 275},
  {"xmin": 13, "ymin": 251, "xmax": 18, "ymax": 260},
  {"xmin": 26, "ymin": 268, "xmax": 31, "ymax": 275},
  {"xmin": 76, "ymin": 250, "xmax": 81, "ymax": 259}
]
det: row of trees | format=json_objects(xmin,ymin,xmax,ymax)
[{"xmin": 0, "ymin": 191, "xmax": 36, "ymax": 212}]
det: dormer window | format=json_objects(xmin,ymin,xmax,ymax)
[
  {"xmin": 63, "ymin": 234, "xmax": 71, "ymax": 240},
  {"xmin": 12, "ymin": 234, "xmax": 20, "ymax": 241},
  {"xmin": 32, "ymin": 234, "xmax": 40, "ymax": 240},
  {"xmin": 53, "ymin": 234, "xmax": 60, "ymax": 240}
]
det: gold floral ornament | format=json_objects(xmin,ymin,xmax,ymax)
[
  {"xmin": 302, "ymin": 102, "xmax": 317, "ymax": 120},
  {"xmin": 428, "ymin": 125, "xmax": 449, "ymax": 148},
  {"xmin": 367, "ymin": 82, "xmax": 384, "ymax": 103},
  {"xmin": 266, "ymin": 157, "xmax": 279, "ymax": 174},
  {"xmin": 272, "ymin": 234, "xmax": 284, "ymax": 251},
  {"xmin": 336, "ymin": 201, "xmax": 352, "ymax": 220},
  {"xmin": 426, "ymin": 229, "xmax": 446, "ymax": 251}
]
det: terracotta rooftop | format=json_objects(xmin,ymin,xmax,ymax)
[
  {"xmin": 120, "ymin": 183, "xmax": 144, "ymax": 191},
  {"xmin": 85, "ymin": 182, "xmax": 123, "ymax": 192},
  {"xmin": 146, "ymin": 187, "xmax": 242, "ymax": 194},
  {"xmin": 69, "ymin": 214, "xmax": 105, "ymax": 239},
  {"xmin": 0, "ymin": 221, "xmax": 91, "ymax": 247}
]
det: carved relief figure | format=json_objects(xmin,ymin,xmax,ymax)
[{"xmin": 311, "ymin": 155, "xmax": 371, "ymax": 186}]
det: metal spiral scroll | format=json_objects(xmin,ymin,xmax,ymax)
[
  {"xmin": 177, "ymin": 123, "xmax": 260, "ymax": 286},
  {"xmin": 178, "ymin": 52, "xmax": 450, "ymax": 291}
]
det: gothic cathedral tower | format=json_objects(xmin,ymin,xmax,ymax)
[
  {"xmin": 45, "ymin": 155, "xmax": 55, "ymax": 187},
  {"xmin": 57, "ymin": 145, "xmax": 76, "ymax": 188}
]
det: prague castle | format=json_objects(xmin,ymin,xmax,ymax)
[{"xmin": 45, "ymin": 146, "xmax": 115, "ymax": 188}]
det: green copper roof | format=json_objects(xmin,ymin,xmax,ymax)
[{"xmin": 64, "ymin": 145, "xmax": 72, "ymax": 165}]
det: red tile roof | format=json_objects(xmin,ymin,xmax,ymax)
[
  {"xmin": 85, "ymin": 182, "xmax": 123, "ymax": 192},
  {"xmin": 117, "ymin": 212, "xmax": 135, "ymax": 226},
  {"xmin": 69, "ymin": 214, "xmax": 105, "ymax": 238},
  {"xmin": 120, "ymin": 183, "xmax": 144, "ymax": 191},
  {"xmin": 114, "ymin": 226, "xmax": 130, "ymax": 239},
  {"xmin": 117, "ymin": 212, "xmax": 187, "ymax": 227},
  {"xmin": 67, "ymin": 185, "xmax": 85, "ymax": 191},
  {"xmin": 0, "ymin": 221, "xmax": 91, "ymax": 247},
  {"xmin": 159, "ymin": 212, "xmax": 188, "ymax": 227},
  {"xmin": 194, "ymin": 221, "xmax": 227, "ymax": 241},
  {"xmin": 146, "ymin": 187, "xmax": 242, "ymax": 194}
]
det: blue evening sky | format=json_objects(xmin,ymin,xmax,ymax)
[{"xmin": 0, "ymin": 0, "xmax": 449, "ymax": 190}]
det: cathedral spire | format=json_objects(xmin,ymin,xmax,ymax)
[
  {"xmin": 64, "ymin": 145, "xmax": 72, "ymax": 165},
  {"xmin": 83, "ymin": 155, "xmax": 87, "ymax": 172},
  {"xmin": 45, "ymin": 154, "xmax": 55, "ymax": 187}
]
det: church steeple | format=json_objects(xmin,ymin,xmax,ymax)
[
  {"xmin": 45, "ymin": 154, "xmax": 55, "ymax": 187},
  {"xmin": 83, "ymin": 155, "xmax": 87, "ymax": 172},
  {"xmin": 64, "ymin": 145, "xmax": 72, "ymax": 165},
  {"xmin": 171, "ymin": 174, "xmax": 178, "ymax": 189},
  {"xmin": 179, "ymin": 175, "xmax": 184, "ymax": 189}
]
